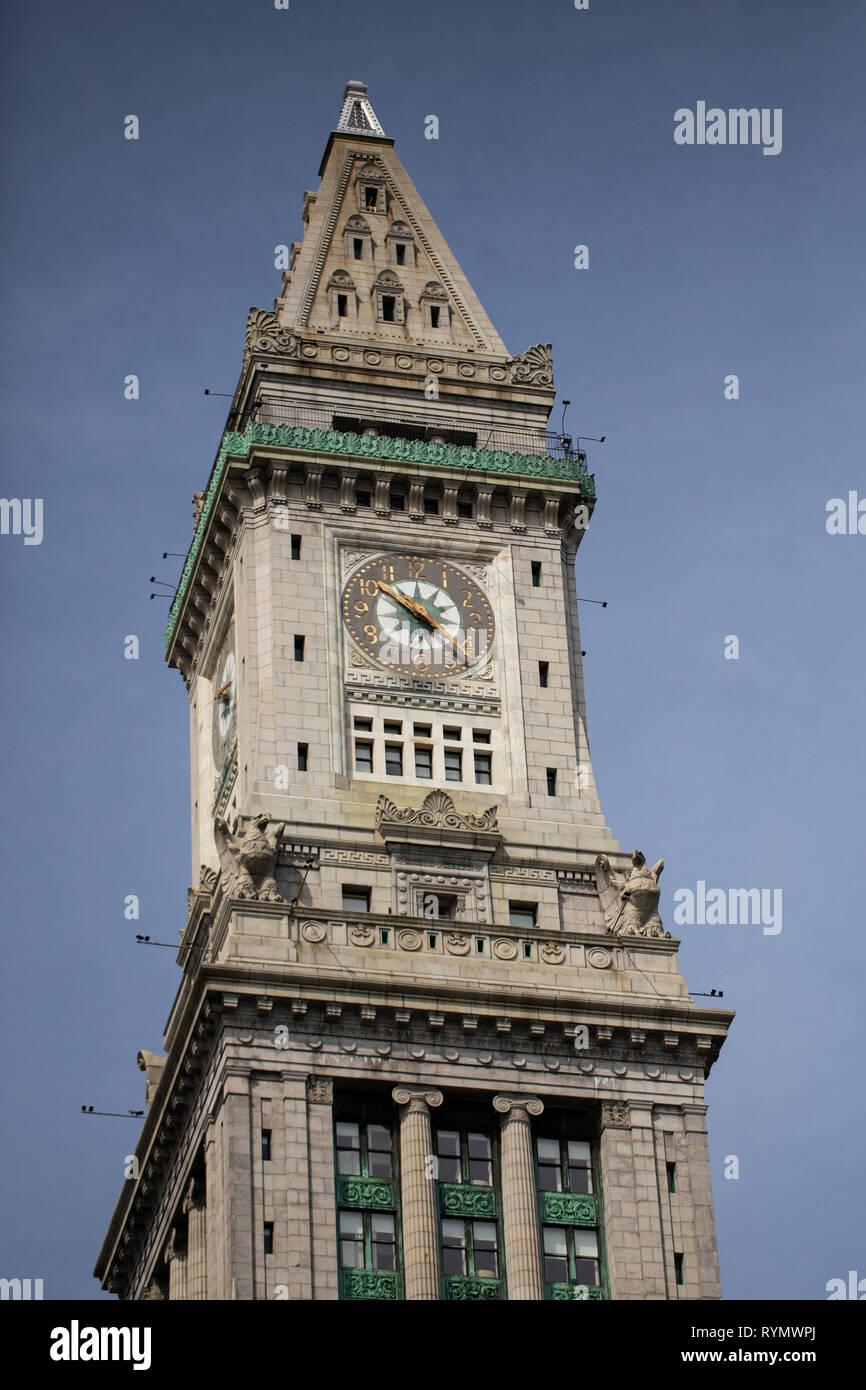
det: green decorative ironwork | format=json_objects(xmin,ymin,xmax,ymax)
[
  {"xmin": 541, "ymin": 1192, "xmax": 597, "ymax": 1226},
  {"xmin": 438, "ymin": 1183, "xmax": 497, "ymax": 1218},
  {"xmin": 340, "ymin": 1269, "xmax": 400, "ymax": 1301},
  {"xmin": 547, "ymin": 1283, "xmax": 605, "ymax": 1301},
  {"xmin": 444, "ymin": 1276, "xmax": 503, "ymax": 1301},
  {"xmin": 337, "ymin": 1176, "xmax": 396, "ymax": 1211},
  {"xmin": 165, "ymin": 421, "xmax": 596, "ymax": 652}
]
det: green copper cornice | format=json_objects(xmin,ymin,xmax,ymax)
[{"xmin": 165, "ymin": 421, "xmax": 595, "ymax": 654}]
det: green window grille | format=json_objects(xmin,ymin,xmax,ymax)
[
  {"xmin": 335, "ymin": 1109, "xmax": 402, "ymax": 1300},
  {"xmin": 436, "ymin": 1122, "xmax": 504, "ymax": 1299},
  {"xmin": 535, "ymin": 1130, "xmax": 608, "ymax": 1300}
]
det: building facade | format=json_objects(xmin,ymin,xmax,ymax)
[{"xmin": 95, "ymin": 82, "xmax": 732, "ymax": 1302}]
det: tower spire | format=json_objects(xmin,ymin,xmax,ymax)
[{"xmin": 335, "ymin": 80, "xmax": 385, "ymax": 137}]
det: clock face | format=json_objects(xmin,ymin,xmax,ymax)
[
  {"xmin": 341, "ymin": 553, "xmax": 494, "ymax": 674},
  {"xmin": 211, "ymin": 628, "xmax": 237, "ymax": 768}
]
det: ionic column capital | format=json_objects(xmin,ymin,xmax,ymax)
[
  {"xmin": 392, "ymin": 1085, "xmax": 443, "ymax": 1115},
  {"xmin": 493, "ymin": 1093, "xmax": 544, "ymax": 1124}
]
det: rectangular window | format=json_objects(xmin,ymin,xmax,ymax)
[
  {"xmin": 457, "ymin": 500, "xmax": 473, "ymax": 518},
  {"xmin": 667, "ymin": 1162, "xmax": 677, "ymax": 1193},
  {"xmin": 531, "ymin": 560, "xmax": 542, "ymax": 587},
  {"xmin": 395, "ymin": 243, "xmax": 406, "ymax": 265},
  {"xmin": 444, "ymin": 748, "xmax": 462, "ymax": 782},
  {"xmin": 264, "ymin": 1222, "xmax": 274, "ymax": 1255},
  {"xmin": 472, "ymin": 729, "xmax": 491, "ymax": 744},
  {"xmin": 342, "ymin": 886, "xmax": 371, "ymax": 913},
  {"xmin": 423, "ymin": 497, "xmax": 439, "ymax": 515},
  {"xmin": 443, "ymin": 726, "xmax": 461, "ymax": 741},
  {"xmin": 336, "ymin": 1120, "xmax": 394, "ymax": 1179},
  {"xmin": 413, "ymin": 723, "xmax": 432, "ymax": 738},
  {"xmin": 415, "ymin": 745, "xmax": 433, "ymax": 779},
  {"xmin": 441, "ymin": 1218, "xmax": 498, "ymax": 1278},
  {"xmin": 537, "ymin": 1136, "xmax": 593, "ymax": 1195},
  {"xmin": 383, "ymin": 719, "xmax": 402, "ymax": 735},
  {"xmin": 435, "ymin": 1128, "xmax": 494, "ymax": 1187},
  {"xmin": 474, "ymin": 752, "xmax": 492, "ymax": 785},
  {"xmin": 355, "ymin": 489, "xmax": 371, "ymax": 508},
  {"xmin": 353, "ymin": 237, "xmax": 363, "ymax": 259},
  {"xmin": 354, "ymin": 741, "xmax": 373, "ymax": 774},
  {"xmin": 539, "ymin": 660, "xmax": 549, "ymax": 687},
  {"xmin": 294, "ymin": 634, "xmax": 305, "ymax": 661},
  {"xmin": 543, "ymin": 1225, "xmax": 599, "ymax": 1289},
  {"xmin": 353, "ymin": 716, "xmax": 373, "ymax": 731},
  {"xmin": 391, "ymin": 494, "xmax": 405, "ymax": 511},
  {"xmin": 509, "ymin": 902, "xmax": 537, "ymax": 929},
  {"xmin": 337, "ymin": 293, "xmax": 348, "ymax": 317},
  {"xmin": 262, "ymin": 1129, "xmax": 272, "ymax": 1162},
  {"xmin": 297, "ymin": 742, "xmax": 308, "ymax": 772},
  {"xmin": 430, "ymin": 305, "xmax": 440, "ymax": 328},
  {"xmin": 290, "ymin": 533, "xmax": 302, "ymax": 560},
  {"xmin": 674, "ymin": 1252, "xmax": 684, "ymax": 1285},
  {"xmin": 425, "ymin": 893, "xmax": 456, "ymax": 921},
  {"xmin": 546, "ymin": 767, "xmax": 557, "ymax": 795},
  {"xmin": 364, "ymin": 186, "xmax": 378, "ymax": 211},
  {"xmin": 381, "ymin": 295, "xmax": 396, "ymax": 322},
  {"xmin": 385, "ymin": 743, "xmax": 403, "ymax": 776}
]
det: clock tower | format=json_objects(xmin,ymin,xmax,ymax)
[{"xmin": 96, "ymin": 82, "xmax": 732, "ymax": 1302}]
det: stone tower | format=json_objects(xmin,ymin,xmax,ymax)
[{"xmin": 95, "ymin": 82, "xmax": 732, "ymax": 1302}]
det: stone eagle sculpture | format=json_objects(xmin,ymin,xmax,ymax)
[
  {"xmin": 595, "ymin": 851, "xmax": 670, "ymax": 939},
  {"xmin": 213, "ymin": 813, "xmax": 285, "ymax": 902}
]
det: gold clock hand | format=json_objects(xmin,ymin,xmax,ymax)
[{"xmin": 377, "ymin": 580, "xmax": 471, "ymax": 664}]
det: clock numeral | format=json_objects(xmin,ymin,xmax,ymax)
[
  {"xmin": 353, "ymin": 600, "xmax": 369, "ymax": 615},
  {"xmin": 380, "ymin": 563, "xmax": 395, "ymax": 582},
  {"xmin": 408, "ymin": 558, "xmax": 425, "ymax": 579},
  {"xmin": 441, "ymin": 566, "xmax": 448, "ymax": 588},
  {"xmin": 363, "ymin": 624, "xmax": 377, "ymax": 640},
  {"xmin": 460, "ymin": 588, "xmax": 473, "ymax": 607},
  {"xmin": 362, "ymin": 579, "xmax": 379, "ymax": 597},
  {"xmin": 467, "ymin": 612, "xmax": 483, "ymax": 628}
]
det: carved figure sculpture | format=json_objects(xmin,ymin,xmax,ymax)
[
  {"xmin": 595, "ymin": 851, "xmax": 670, "ymax": 939},
  {"xmin": 214, "ymin": 813, "xmax": 285, "ymax": 902}
]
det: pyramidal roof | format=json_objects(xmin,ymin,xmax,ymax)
[
  {"xmin": 273, "ymin": 82, "xmax": 510, "ymax": 356},
  {"xmin": 335, "ymin": 80, "xmax": 386, "ymax": 137}
]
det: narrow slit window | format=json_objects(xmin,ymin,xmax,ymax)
[
  {"xmin": 430, "ymin": 305, "xmax": 440, "ymax": 328},
  {"xmin": 262, "ymin": 1129, "xmax": 272, "ymax": 1161},
  {"xmin": 667, "ymin": 1162, "xmax": 677, "ymax": 1193},
  {"xmin": 290, "ymin": 534, "xmax": 302, "ymax": 560},
  {"xmin": 546, "ymin": 767, "xmax": 557, "ymax": 796},
  {"xmin": 264, "ymin": 1222, "xmax": 274, "ymax": 1255},
  {"xmin": 297, "ymin": 743, "xmax": 308, "ymax": 772},
  {"xmin": 539, "ymin": 661, "xmax": 549, "ymax": 687},
  {"xmin": 531, "ymin": 561, "xmax": 542, "ymax": 587},
  {"xmin": 337, "ymin": 293, "xmax": 348, "ymax": 317},
  {"xmin": 674, "ymin": 1253, "xmax": 684, "ymax": 1285},
  {"xmin": 381, "ymin": 295, "xmax": 396, "ymax": 323},
  {"xmin": 353, "ymin": 238, "xmax": 363, "ymax": 260},
  {"xmin": 294, "ymin": 635, "xmax": 305, "ymax": 662},
  {"xmin": 395, "ymin": 244, "xmax": 406, "ymax": 265}
]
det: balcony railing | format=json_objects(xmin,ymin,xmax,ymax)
[{"xmin": 235, "ymin": 395, "xmax": 588, "ymax": 466}]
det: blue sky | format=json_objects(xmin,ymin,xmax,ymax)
[{"xmin": 1, "ymin": 0, "xmax": 863, "ymax": 1299}]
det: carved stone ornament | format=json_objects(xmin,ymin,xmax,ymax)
[
  {"xmin": 492, "ymin": 1094, "xmax": 544, "ymax": 1121},
  {"xmin": 507, "ymin": 343, "xmax": 554, "ymax": 387},
  {"xmin": 601, "ymin": 1101, "xmax": 631, "ymax": 1130},
  {"xmin": 214, "ymin": 813, "xmax": 285, "ymax": 902},
  {"xmin": 244, "ymin": 308, "xmax": 300, "ymax": 361},
  {"xmin": 392, "ymin": 1085, "xmax": 443, "ymax": 1113},
  {"xmin": 349, "ymin": 924, "xmax": 375, "ymax": 946},
  {"xmin": 595, "ymin": 851, "xmax": 671, "ymax": 939},
  {"xmin": 306, "ymin": 1077, "xmax": 333, "ymax": 1105},
  {"xmin": 376, "ymin": 789, "xmax": 499, "ymax": 834}
]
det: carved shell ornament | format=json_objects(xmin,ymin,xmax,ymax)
[
  {"xmin": 244, "ymin": 308, "xmax": 300, "ymax": 360},
  {"xmin": 376, "ymin": 789, "xmax": 499, "ymax": 833},
  {"xmin": 506, "ymin": 343, "xmax": 554, "ymax": 387}
]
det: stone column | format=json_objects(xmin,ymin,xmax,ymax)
[
  {"xmin": 392, "ymin": 1085, "xmax": 443, "ymax": 1299},
  {"xmin": 183, "ymin": 1178, "xmax": 207, "ymax": 1300},
  {"xmin": 492, "ymin": 1094, "xmax": 545, "ymax": 1300},
  {"xmin": 683, "ymin": 1103, "xmax": 722, "ymax": 1299},
  {"xmin": 163, "ymin": 1227, "xmax": 187, "ymax": 1301},
  {"xmin": 306, "ymin": 1076, "xmax": 339, "ymax": 1300},
  {"xmin": 598, "ymin": 1100, "xmax": 642, "ymax": 1300}
]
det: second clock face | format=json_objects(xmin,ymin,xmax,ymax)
[{"xmin": 342, "ymin": 553, "xmax": 494, "ymax": 674}]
